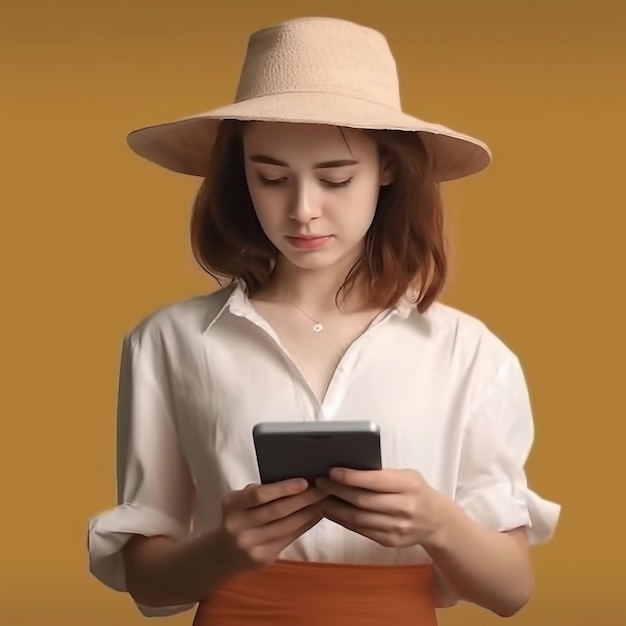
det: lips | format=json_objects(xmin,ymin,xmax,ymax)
[{"xmin": 285, "ymin": 235, "xmax": 333, "ymax": 250}]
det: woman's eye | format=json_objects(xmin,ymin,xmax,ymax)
[
  {"xmin": 322, "ymin": 178, "xmax": 352, "ymax": 188},
  {"xmin": 257, "ymin": 176, "xmax": 353, "ymax": 188},
  {"xmin": 258, "ymin": 176, "xmax": 285, "ymax": 186}
]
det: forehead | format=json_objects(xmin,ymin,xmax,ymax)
[{"xmin": 242, "ymin": 122, "xmax": 377, "ymax": 161}]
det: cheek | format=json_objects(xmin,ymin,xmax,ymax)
[
  {"xmin": 251, "ymin": 201, "xmax": 277, "ymax": 233},
  {"xmin": 247, "ymin": 182, "xmax": 278, "ymax": 226},
  {"xmin": 338, "ymin": 186, "xmax": 379, "ymax": 225},
  {"xmin": 248, "ymin": 194, "xmax": 290, "ymax": 248}
]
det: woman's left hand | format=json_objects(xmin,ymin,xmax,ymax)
[{"xmin": 317, "ymin": 468, "xmax": 447, "ymax": 549}]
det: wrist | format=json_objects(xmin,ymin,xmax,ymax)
[
  {"xmin": 197, "ymin": 527, "xmax": 249, "ymax": 581},
  {"xmin": 421, "ymin": 489, "xmax": 461, "ymax": 552}
]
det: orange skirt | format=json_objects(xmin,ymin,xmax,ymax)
[{"xmin": 193, "ymin": 559, "xmax": 438, "ymax": 626}]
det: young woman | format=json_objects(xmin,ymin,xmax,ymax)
[{"xmin": 87, "ymin": 16, "xmax": 560, "ymax": 626}]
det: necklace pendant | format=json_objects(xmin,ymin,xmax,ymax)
[{"xmin": 313, "ymin": 323, "xmax": 324, "ymax": 332}]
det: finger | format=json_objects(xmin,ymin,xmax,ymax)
[
  {"xmin": 323, "ymin": 497, "xmax": 397, "ymax": 532},
  {"xmin": 328, "ymin": 468, "xmax": 412, "ymax": 493},
  {"xmin": 236, "ymin": 504, "xmax": 324, "ymax": 567},
  {"xmin": 246, "ymin": 501, "xmax": 325, "ymax": 546},
  {"xmin": 241, "ymin": 488, "xmax": 327, "ymax": 529},
  {"xmin": 226, "ymin": 478, "xmax": 309, "ymax": 510},
  {"xmin": 258, "ymin": 512, "xmax": 325, "ymax": 562},
  {"xmin": 284, "ymin": 508, "xmax": 325, "ymax": 543},
  {"xmin": 317, "ymin": 479, "xmax": 401, "ymax": 513},
  {"xmin": 324, "ymin": 513, "xmax": 394, "ymax": 547}
]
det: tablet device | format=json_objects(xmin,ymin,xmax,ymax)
[{"xmin": 253, "ymin": 420, "xmax": 382, "ymax": 484}]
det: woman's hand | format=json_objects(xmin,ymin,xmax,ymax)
[
  {"xmin": 317, "ymin": 468, "xmax": 446, "ymax": 548},
  {"xmin": 219, "ymin": 479, "xmax": 326, "ymax": 570}
]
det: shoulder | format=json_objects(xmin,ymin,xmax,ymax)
[
  {"xmin": 418, "ymin": 300, "xmax": 522, "ymax": 385},
  {"xmin": 124, "ymin": 284, "xmax": 236, "ymax": 352}
]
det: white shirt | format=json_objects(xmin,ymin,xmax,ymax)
[{"xmin": 87, "ymin": 282, "xmax": 561, "ymax": 617}]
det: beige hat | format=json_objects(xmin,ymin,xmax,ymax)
[{"xmin": 127, "ymin": 17, "xmax": 492, "ymax": 182}]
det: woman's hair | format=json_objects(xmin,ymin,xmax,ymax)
[{"xmin": 190, "ymin": 120, "xmax": 447, "ymax": 313}]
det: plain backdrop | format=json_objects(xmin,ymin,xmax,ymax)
[{"xmin": 1, "ymin": 1, "xmax": 625, "ymax": 624}]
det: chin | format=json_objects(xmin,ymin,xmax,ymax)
[
  {"xmin": 281, "ymin": 252, "xmax": 339, "ymax": 271},
  {"xmin": 273, "ymin": 239, "xmax": 364, "ymax": 273}
]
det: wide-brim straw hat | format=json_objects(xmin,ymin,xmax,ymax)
[{"xmin": 127, "ymin": 17, "xmax": 492, "ymax": 182}]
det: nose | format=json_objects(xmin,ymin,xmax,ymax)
[{"xmin": 289, "ymin": 181, "xmax": 320, "ymax": 223}]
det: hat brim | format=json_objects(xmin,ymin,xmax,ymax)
[{"xmin": 126, "ymin": 92, "xmax": 492, "ymax": 182}]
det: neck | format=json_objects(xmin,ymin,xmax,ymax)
[{"xmin": 263, "ymin": 254, "xmax": 367, "ymax": 316}]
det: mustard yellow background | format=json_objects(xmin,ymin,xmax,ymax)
[{"xmin": 1, "ymin": 0, "xmax": 625, "ymax": 624}]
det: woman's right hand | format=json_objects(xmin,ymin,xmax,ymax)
[{"xmin": 219, "ymin": 479, "xmax": 326, "ymax": 570}]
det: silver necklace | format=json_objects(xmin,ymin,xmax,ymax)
[{"xmin": 290, "ymin": 301, "xmax": 324, "ymax": 332}]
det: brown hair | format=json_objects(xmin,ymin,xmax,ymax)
[{"xmin": 190, "ymin": 120, "xmax": 447, "ymax": 313}]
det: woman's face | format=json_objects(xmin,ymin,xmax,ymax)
[{"xmin": 242, "ymin": 122, "xmax": 392, "ymax": 272}]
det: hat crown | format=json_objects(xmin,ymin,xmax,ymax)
[{"xmin": 234, "ymin": 17, "xmax": 401, "ymax": 110}]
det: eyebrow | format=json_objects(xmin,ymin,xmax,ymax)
[{"xmin": 248, "ymin": 155, "xmax": 359, "ymax": 169}]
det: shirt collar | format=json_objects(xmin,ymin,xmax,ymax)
[{"xmin": 205, "ymin": 278, "xmax": 418, "ymax": 332}]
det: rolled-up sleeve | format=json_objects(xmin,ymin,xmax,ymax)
[
  {"xmin": 454, "ymin": 354, "xmax": 561, "ymax": 544},
  {"xmin": 87, "ymin": 333, "xmax": 197, "ymax": 617}
]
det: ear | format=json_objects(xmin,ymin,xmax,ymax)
[{"xmin": 379, "ymin": 160, "xmax": 394, "ymax": 187}]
